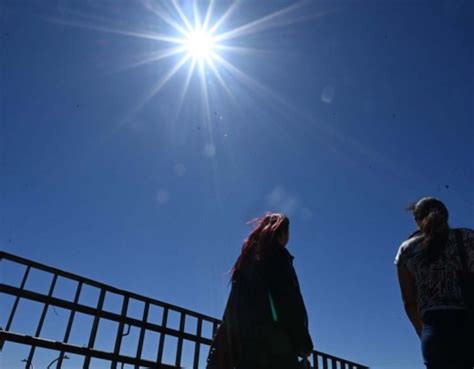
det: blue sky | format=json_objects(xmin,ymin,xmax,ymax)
[{"xmin": 1, "ymin": 0, "xmax": 473, "ymax": 368}]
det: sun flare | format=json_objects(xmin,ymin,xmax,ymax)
[
  {"xmin": 78, "ymin": 0, "xmax": 320, "ymax": 114},
  {"xmin": 185, "ymin": 29, "xmax": 215, "ymax": 59}
]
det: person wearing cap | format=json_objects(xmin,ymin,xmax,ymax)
[{"xmin": 395, "ymin": 197, "xmax": 474, "ymax": 369}]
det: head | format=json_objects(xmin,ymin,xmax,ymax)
[
  {"xmin": 231, "ymin": 212, "xmax": 289, "ymax": 280},
  {"xmin": 409, "ymin": 197, "xmax": 449, "ymax": 232},
  {"xmin": 264, "ymin": 213, "xmax": 290, "ymax": 247},
  {"xmin": 407, "ymin": 197, "xmax": 449, "ymax": 259}
]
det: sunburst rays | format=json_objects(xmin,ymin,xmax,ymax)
[{"xmin": 49, "ymin": 0, "xmax": 324, "ymax": 118}]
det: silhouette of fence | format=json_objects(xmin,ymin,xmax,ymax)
[{"xmin": 0, "ymin": 251, "xmax": 369, "ymax": 369}]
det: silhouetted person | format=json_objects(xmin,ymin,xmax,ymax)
[
  {"xmin": 395, "ymin": 197, "xmax": 474, "ymax": 369},
  {"xmin": 207, "ymin": 213, "xmax": 313, "ymax": 369}
]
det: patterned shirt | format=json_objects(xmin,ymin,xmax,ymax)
[{"xmin": 395, "ymin": 228, "xmax": 474, "ymax": 314}]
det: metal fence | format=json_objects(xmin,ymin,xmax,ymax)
[{"xmin": 0, "ymin": 251, "xmax": 369, "ymax": 369}]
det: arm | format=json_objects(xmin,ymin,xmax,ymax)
[{"xmin": 397, "ymin": 265, "xmax": 422, "ymax": 338}]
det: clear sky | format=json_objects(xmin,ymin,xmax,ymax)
[{"xmin": 1, "ymin": 1, "xmax": 473, "ymax": 368}]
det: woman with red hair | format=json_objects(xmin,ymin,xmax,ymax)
[{"xmin": 207, "ymin": 213, "xmax": 313, "ymax": 369}]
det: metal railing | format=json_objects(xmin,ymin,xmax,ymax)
[{"xmin": 0, "ymin": 251, "xmax": 369, "ymax": 369}]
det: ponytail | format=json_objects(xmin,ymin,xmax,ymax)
[
  {"xmin": 410, "ymin": 197, "xmax": 449, "ymax": 261},
  {"xmin": 419, "ymin": 209, "xmax": 449, "ymax": 259}
]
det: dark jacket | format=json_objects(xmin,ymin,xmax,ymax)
[
  {"xmin": 262, "ymin": 247, "xmax": 313, "ymax": 355},
  {"xmin": 208, "ymin": 244, "xmax": 313, "ymax": 369}
]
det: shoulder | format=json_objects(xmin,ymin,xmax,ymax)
[
  {"xmin": 394, "ymin": 234, "xmax": 423, "ymax": 266},
  {"xmin": 451, "ymin": 228, "xmax": 474, "ymax": 270},
  {"xmin": 452, "ymin": 227, "xmax": 474, "ymax": 253},
  {"xmin": 454, "ymin": 227, "xmax": 474, "ymax": 240},
  {"xmin": 267, "ymin": 245, "xmax": 293, "ymax": 260},
  {"xmin": 281, "ymin": 248, "xmax": 294, "ymax": 260},
  {"xmin": 264, "ymin": 247, "xmax": 294, "ymax": 275}
]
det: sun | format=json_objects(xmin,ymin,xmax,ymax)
[
  {"xmin": 185, "ymin": 28, "xmax": 215, "ymax": 60},
  {"xmin": 88, "ymin": 0, "xmax": 317, "ymax": 114}
]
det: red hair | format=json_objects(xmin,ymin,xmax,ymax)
[{"xmin": 231, "ymin": 212, "xmax": 289, "ymax": 281}]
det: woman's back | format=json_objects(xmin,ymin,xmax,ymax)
[
  {"xmin": 396, "ymin": 198, "xmax": 473, "ymax": 369},
  {"xmin": 395, "ymin": 228, "xmax": 474, "ymax": 315}
]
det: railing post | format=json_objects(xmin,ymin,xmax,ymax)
[
  {"xmin": 156, "ymin": 307, "xmax": 168, "ymax": 364},
  {"xmin": 135, "ymin": 301, "xmax": 149, "ymax": 369},
  {"xmin": 83, "ymin": 288, "xmax": 106, "ymax": 369},
  {"xmin": 312, "ymin": 352, "xmax": 319, "ymax": 369},
  {"xmin": 212, "ymin": 321, "xmax": 218, "ymax": 337},
  {"xmin": 175, "ymin": 312, "xmax": 186, "ymax": 367},
  {"xmin": 111, "ymin": 295, "xmax": 129, "ymax": 369},
  {"xmin": 193, "ymin": 318, "xmax": 203, "ymax": 369},
  {"xmin": 322, "ymin": 356, "xmax": 328, "ymax": 369}
]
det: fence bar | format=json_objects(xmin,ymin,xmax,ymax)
[
  {"xmin": 157, "ymin": 307, "xmax": 169, "ymax": 364},
  {"xmin": 212, "ymin": 321, "xmax": 218, "ymax": 337},
  {"xmin": 135, "ymin": 301, "xmax": 150, "ymax": 368},
  {"xmin": 193, "ymin": 318, "xmax": 203, "ymax": 369},
  {"xmin": 111, "ymin": 295, "xmax": 130, "ymax": 369},
  {"xmin": 83, "ymin": 288, "xmax": 106, "ymax": 369},
  {"xmin": 322, "ymin": 356, "xmax": 329, "ymax": 369},
  {"xmin": 175, "ymin": 312, "xmax": 186, "ymax": 367},
  {"xmin": 57, "ymin": 281, "xmax": 83, "ymax": 368},
  {"xmin": 312, "ymin": 352, "xmax": 319, "ymax": 369}
]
